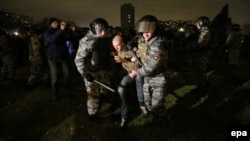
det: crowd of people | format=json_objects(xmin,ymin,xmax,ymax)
[{"xmin": 0, "ymin": 14, "xmax": 244, "ymax": 128}]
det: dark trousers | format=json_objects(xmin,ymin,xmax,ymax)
[{"xmin": 48, "ymin": 58, "xmax": 69, "ymax": 95}]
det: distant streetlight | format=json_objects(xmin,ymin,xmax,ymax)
[
  {"xmin": 178, "ymin": 27, "xmax": 185, "ymax": 32},
  {"xmin": 13, "ymin": 31, "xmax": 19, "ymax": 36}
]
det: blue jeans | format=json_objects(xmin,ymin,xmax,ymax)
[
  {"xmin": 135, "ymin": 76, "xmax": 144, "ymax": 106},
  {"xmin": 118, "ymin": 74, "xmax": 144, "ymax": 119},
  {"xmin": 48, "ymin": 58, "xmax": 69, "ymax": 95}
]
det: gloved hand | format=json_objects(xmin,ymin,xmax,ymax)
[{"xmin": 85, "ymin": 73, "xmax": 94, "ymax": 82}]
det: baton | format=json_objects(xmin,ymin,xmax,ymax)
[{"xmin": 93, "ymin": 80, "xmax": 115, "ymax": 93}]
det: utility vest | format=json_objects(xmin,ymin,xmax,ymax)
[
  {"xmin": 118, "ymin": 50, "xmax": 139, "ymax": 73},
  {"xmin": 138, "ymin": 39, "xmax": 147, "ymax": 65}
]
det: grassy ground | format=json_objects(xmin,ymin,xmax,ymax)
[{"xmin": 1, "ymin": 50, "xmax": 250, "ymax": 141}]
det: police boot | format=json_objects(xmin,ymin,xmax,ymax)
[{"xmin": 144, "ymin": 113, "xmax": 155, "ymax": 125}]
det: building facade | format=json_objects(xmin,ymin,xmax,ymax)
[{"xmin": 120, "ymin": 3, "xmax": 135, "ymax": 30}]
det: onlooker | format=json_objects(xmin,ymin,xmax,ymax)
[
  {"xmin": 44, "ymin": 17, "xmax": 71, "ymax": 100},
  {"xmin": 66, "ymin": 21, "xmax": 81, "ymax": 71}
]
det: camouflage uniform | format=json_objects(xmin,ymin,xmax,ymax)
[
  {"xmin": 136, "ymin": 36, "xmax": 168, "ymax": 117},
  {"xmin": 0, "ymin": 33, "xmax": 15, "ymax": 81},
  {"xmin": 74, "ymin": 30, "xmax": 113, "ymax": 116},
  {"xmin": 27, "ymin": 34, "xmax": 49, "ymax": 86},
  {"xmin": 118, "ymin": 47, "xmax": 139, "ymax": 72}
]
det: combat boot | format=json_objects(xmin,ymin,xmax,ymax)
[{"xmin": 144, "ymin": 113, "xmax": 155, "ymax": 125}]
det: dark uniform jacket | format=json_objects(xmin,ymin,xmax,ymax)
[{"xmin": 137, "ymin": 36, "xmax": 168, "ymax": 77}]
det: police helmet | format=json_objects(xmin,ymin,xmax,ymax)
[
  {"xmin": 90, "ymin": 18, "xmax": 109, "ymax": 36},
  {"xmin": 196, "ymin": 16, "xmax": 210, "ymax": 27},
  {"xmin": 136, "ymin": 15, "xmax": 159, "ymax": 34},
  {"xmin": 185, "ymin": 24, "xmax": 198, "ymax": 38}
]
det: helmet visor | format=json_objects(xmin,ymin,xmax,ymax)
[
  {"xmin": 136, "ymin": 21, "xmax": 156, "ymax": 33},
  {"xmin": 91, "ymin": 23, "xmax": 105, "ymax": 36},
  {"xmin": 94, "ymin": 24, "xmax": 103, "ymax": 36}
]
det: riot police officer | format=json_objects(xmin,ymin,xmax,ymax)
[
  {"xmin": 74, "ymin": 18, "xmax": 113, "ymax": 118},
  {"xmin": 130, "ymin": 15, "xmax": 168, "ymax": 123},
  {"xmin": 26, "ymin": 27, "xmax": 49, "ymax": 90},
  {"xmin": 225, "ymin": 24, "xmax": 242, "ymax": 69},
  {"xmin": 0, "ymin": 29, "xmax": 15, "ymax": 82},
  {"xmin": 193, "ymin": 16, "xmax": 212, "ymax": 87}
]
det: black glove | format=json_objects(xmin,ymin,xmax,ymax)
[{"xmin": 85, "ymin": 73, "xmax": 94, "ymax": 82}]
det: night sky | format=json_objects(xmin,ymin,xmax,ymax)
[{"xmin": 0, "ymin": 0, "xmax": 249, "ymax": 27}]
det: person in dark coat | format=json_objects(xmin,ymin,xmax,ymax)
[{"xmin": 44, "ymin": 17, "xmax": 71, "ymax": 100}]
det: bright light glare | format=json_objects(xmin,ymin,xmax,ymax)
[
  {"xmin": 14, "ymin": 31, "xmax": 19, "ymax": 36},
  {"xmin": 179, "ymin": 27, "xmax": 185, "ymax": 32}
]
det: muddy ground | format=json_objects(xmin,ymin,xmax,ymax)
[{"xmin": 1, "ymin": 49, "xmax": 250, "ymax": 141}]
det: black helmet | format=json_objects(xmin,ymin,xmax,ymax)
[
  {"xmin": 196, "ymin": 16, "xmax": 210, "ymax": 27},
  {"xmin": 185, "ymin": 24, "xmax": 198, "ymax": 38},
  {"xmin": 90, "ymin": 18, "xmax": 109, "ymax": 36},
  {"xmin": 136, "ymin": 15, "xmax": 159, "ymax": 34}
]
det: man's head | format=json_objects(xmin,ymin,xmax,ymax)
[
  {"xmin": 68, "ymin": 22, "xmax": 76, "ymax": 31},
  {"xmin": 49, "ymin": 17, "xmax": 59, "ymax": 29},
  {"xmin": 112, "ymin": 35, "xmax": 124, "ymax": 52}
]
